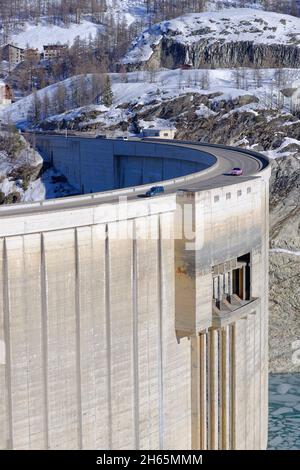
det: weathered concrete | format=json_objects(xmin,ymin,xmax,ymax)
[{"xmin": 0, "ymin": 137, "xmax": 270, "ymax": 450}]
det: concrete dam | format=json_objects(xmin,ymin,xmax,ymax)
[{"xmin": 0, "ymin": 136, "xmax": 271, "ymax": 450}]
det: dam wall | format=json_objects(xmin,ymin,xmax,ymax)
[
  {"xmin": 0, "ymin": 136, "xmax": 271, "ymax": 450},
  {"xmin": 36, "ymin": 137, "xmax": 216, "ymax": 193}
]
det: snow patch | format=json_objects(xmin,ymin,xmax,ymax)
[
  {"xmin": 270, "ymin": 248, "xmax": 300, "ymax": 256},
  {"xmin": 264, "ymin": 137, "xmax": 300, "ymax": 159}
]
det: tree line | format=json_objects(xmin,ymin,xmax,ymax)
[
  {"xmin": 1, "ymin": 1, "xmax": 298, "ymax": 28},
  {"xmin": 28, "ymin": 72, "xmax": 114, "ymax": 124}
]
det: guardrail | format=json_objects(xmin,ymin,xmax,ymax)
[
  {"xmin": 0, "ymin": 139, "xmax": 220, "ymax": 214},
  {"xmin": 0, "ymin": 136, "xmax": 269, "ymax": 216}
]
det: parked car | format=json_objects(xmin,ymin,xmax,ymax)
[
  {"xmin": 230, "ymin": 167, "xmax": 243, "ymax": 176},
  {"xmin": 145, "ymin": 186, "xmax": 165, "ymax": 197},
  {"xmin": 96, "ymin": 134, "xmax": 106, "ymax": 139},
  {"xmin": 116, "ymin": 136, "xmax": 128, "ymax": 141}
]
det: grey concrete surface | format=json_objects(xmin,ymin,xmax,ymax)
[{"xmin": 0, "ymin": 136, "xmax": 271, "ymax": 450}]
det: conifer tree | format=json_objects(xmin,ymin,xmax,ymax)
[{"xmin": 102, "ymin": 75, "xmax": 113, "ymax": 107}]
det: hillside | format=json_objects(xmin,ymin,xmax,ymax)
[
  {"xmin": 2, "ymin": 67, "xmax": 300, "ymax": 126},
  {"xmin": 9, "ymin": 20, "xmax": 104, "ymax": 52},
  {"xmin": 123, "ymin": 9, "xmax": 300, "ymax": 69},
  {"xmin": 3, "ymin": 1, "xmax": 148, "ymax": 50},
  {"xmin": 0, "ymin": 74, "xmax": 106, "ymax": 127}
]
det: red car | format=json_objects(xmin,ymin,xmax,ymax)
[{"xmin": 230, "ymin": 167, "xmax": 243, "ymax": 176}]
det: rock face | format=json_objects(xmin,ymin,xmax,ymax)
[
  {"xmin": 0, "ymin": 132, "xmax": 43, "ymax": 203},
  {"xmin": 269, "ymin": 251, "xmax": 300, "ymax": 373},
  {"xmin": 154, "ymin": 39, "xmax": 300, "ymax": 69},
  {"xmin": 123, "ymin": 9, "xmax": 300, "ymax": 70},
  {"xmin": 269, "ymin": 155, "xmax": 300, "ymax": 373}
]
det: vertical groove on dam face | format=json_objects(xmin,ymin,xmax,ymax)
[
  {"xmin": 230, "ymin": 324, "xmax": 236, "ymax": 449},
  {"xmin": 157, "ymin": 216, "xmax": 164, "ymax": 449},
  {"xmin": 74, "ymin": 229, "xmax": 83, "ymax": 450},
  {"xmin": 132, "ymin": 223, "xmax": 140, "ymax": 449},
  {"xmin": 105, "ymin": 225, "xmax": 113, "ymax": 449},
  {"xmin": 244, "ymin": 319, "xmax": 248, "ymax": 449},
  {"xmin": 220, "ymin": 327, "xmax": 228, "ymax": 450},
  {"xmin": 200, "ymin": 333, "xmax": 207, "ymax": 450},
  {"xmin": 3, "ymin": 239, "xmax": 13, "ymax": 449},
  {"xmin": 40, "ymin": 234, "xmax": 49, "ymax": 449}
]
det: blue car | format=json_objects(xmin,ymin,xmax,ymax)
[{"xmin": 145, "ymin": 186, "xmax": 165, "ymax": 197}]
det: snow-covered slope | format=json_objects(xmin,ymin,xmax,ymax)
[
  {"xmin": 123, "ymin": 8, "xmax": 300, "ymax": 65},
  {"xmin": 1, "ymin": 1, "xmax": 266, "ymax": 51},
  {"xmin": 105, "ymin": 0, "xmax": 148, "ymax": 26},
  {"xmin": 10, "ymin": 20, "xmax": 104, "ymax": 51},
  {"xmin": 0, "ymin": 68, "xmax": 296, "ymax": 127},
  {"xmin": 3, "ymin": 1, "xmax": 147, "ymax": 50},
  {"xmin": 1, "ymin": 1, "xmax": 267, "ymax": 52},
  {"xmin": 2, "ymin": 68, "xmax": 300, "ymax": 128},
  {"xmin": 0, "ymin": 74, "xmax": 94, "ymax": 125}
]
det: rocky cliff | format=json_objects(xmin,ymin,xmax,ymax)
[
  {"xmin": 123, "ymin": 9, "xmax": 300, "ymax": 70},
  {"xmin": 151, "ymin": 39, "xmax": 300, "ymax": 70},
  {"xmin": 0, "ymin": 131, "xmax": 43, "ymax": 204}
]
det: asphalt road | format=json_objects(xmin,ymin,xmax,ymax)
[{"xmin": 0, "ymin": 138, "xmax": 268, "ymax": 218}]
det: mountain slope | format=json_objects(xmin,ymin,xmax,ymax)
[{"xmin": 123, "ymin": 8, "xmax": 300, "ymax": 69}]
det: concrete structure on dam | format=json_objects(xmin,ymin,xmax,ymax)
[{"xmin": 0, "ymin": 136, "xmax": 271, "ymax": 450}]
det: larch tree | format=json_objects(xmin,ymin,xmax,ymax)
[{"xmin": 102, "ymin": 74, "xmax": 113, "ymax": 107}]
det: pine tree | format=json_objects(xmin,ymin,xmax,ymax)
[
  {"xmin": 41, "ymin": 92, "xmax": 50, "ymax": 120},
  {"xmin": 54, "ymin": 82, "xmax": 67, "ymax": 114},
  {"xmin": 32, "ymin": 90, "xmax": 42, "ymax": 123},
  {"xmin": 102, "ymin": 75, "xmax": 113, "ymax": 107}
]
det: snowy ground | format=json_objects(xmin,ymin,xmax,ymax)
[
  {"xmin": 9, "ymin": 19, "xmax": 104, "ymax": 52},
  {"xmin": 0, "ymin": 1, "xmax": 266, "ymax": 52},
  {"xmin": 23, "ymin": 167, "xmax": 78, "ymax": 202},
  {"xmin": 105, "ymin": 0, "xmax": 148, "ymax": 26},
  {"xmin": 270, "ymin": 248, "xmax": 300, "ymax": 256},
  {"xmin": 0, "ymin": 1, "xmax": 147, "ymax": 49},
  {"xmin": 264, "ymin": 137, "xmax": 300, "ymax": 159},
  {"xmin": 0, "ymin": 74, "xmax": 95, "ymax": 125},
  {"xmin": 0, "ymin": 132, "xmax": 78, "ymax": 202},
  {"xmin": 124, "ymin": 8, "xmax": 300, "ymax": 65},
  {"xmin": 0, "ymin": 164, "xmax": 78, "ymax": 203},
  {"xmin": 2, "ymin": 67, "xmax": 300, "ymax": 129},
  {"xmin": 269, "ymin": 374, "xmax": 300, "ymax": 450}
]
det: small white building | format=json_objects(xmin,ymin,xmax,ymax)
[{"xmin": 141, "ymin": 128, "xmax": 177, "ymax": 139}]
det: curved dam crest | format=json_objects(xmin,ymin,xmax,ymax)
[{"xmin": 0, "ymin": 136, "xmax": 270, "ymax": 450}]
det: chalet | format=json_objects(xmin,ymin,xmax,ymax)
[{"xmin": 43, "ymin": 44, "xmax": 68, "ymax": 60}]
